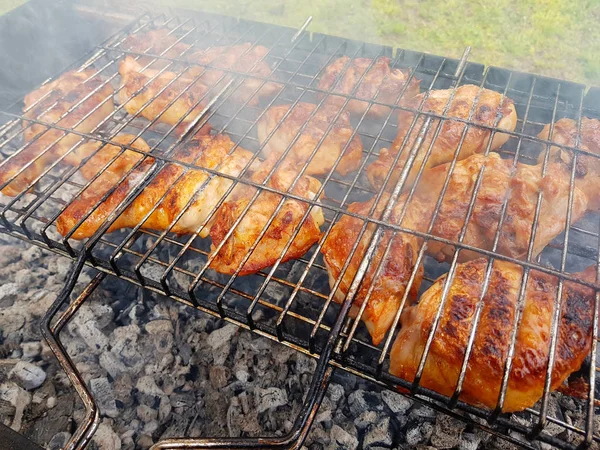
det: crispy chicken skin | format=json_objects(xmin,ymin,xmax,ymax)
[
  {"xmin": 56, "ymin": 134, "xmax": 254, "ymax": 240},
  {"xmin": 538, "ymin": 117, "xmax": 600, "ymax": 211},
  {"xmin": 257, "ymin": 102, "xmax": 363, "ymax": 176},
  {"xmin": 390, "ymin": 258, "xmax": 596, "ymax": 412},
  {"xmin": 321, "ymin": 195, "xmax": 423, "ymax": 345},
  {"xmin": 186, "ymin": 43, "xmax": 281, "ymax": 106},
  {"xmin": 209, "ymin": 155, "xmax": 324, "ymax": 276},
  {"xmin": 318, "ymin": 56, "xmax": 421, "ymax": 118},
  {"xmin": 0, "ymin": 70, "xmax": 114, "ymax": 196},
  {"xmin": 406, "ymin": 153, "xmax": 588, "ymax": 262},
  {"xmin": 118, "ymin": 56, "xmax": 212, "ymax": 133},
  {"xmin": 366, "ymin": 85, "xmax": 517, "ymax": 191}
]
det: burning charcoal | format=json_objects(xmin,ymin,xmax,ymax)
[
  {"xmin": 381, "ymin": 390, "xmax": 412, "ymax": 415},
  {"xmin": 408, "ymin": 405, "xmax": 436, "ymax": 422},
  {"xmin": 9, "ymin": 361, "xmax": 46, "ymax": 390},
  {"xmin": 354, "ymin": 410, "xmax": 378, "ymax": 430},
  {"xmin": 21, "ymin": 245, "xmax": 42, "ymax": 263},
  {"xmin": 0, "ymin": 282, "xmax": 18, "ymax": 307},
  {"xmin": 328, "ymin": 383, "xmax": 345, "ymax": 406},
  {"xmin": 209, "ymin": 365, "xmax": 230, "ymax": 389},
  {"xmin": 48, "ymin": 431, "xmax": 71, "ymax": 450},
  {"xmin": 145, "ymin": 319, "xmax": 174, "ymax": 334},
  {"xmin": 90, "ymin": 377, "xmax": 119, "ymax": 418},
  {"xmin": 99, "ymin": 352, "xmax": 127, "ymax": 379},
  {"xmin": 348, "ymin": 390, "xmax": 383, "ymax": 418},
  {"xmin": 92, "ymin": 422, "xmax": 121, "ymax": 450},
  {"xmin": 327, "ymin": 424, "xmax": 359, "ymax": 450},
  {"xmin": 153, "ymin": 331, "xmax": 174, "ymax": 354},
  {"xmin": 76, "ymin": 321, "xmax": 109, "ymax": 353},
  {"xmin": 255, "ymin": 387, "xmax": 288, "ymax": 413},
  {"xmin": 0, "ymin": 310, "xmax": 25, "ymax": 335},
  {"xmin": 430, "ymin": 414, "xmax": 465, "ymax": 449},
  {"xmin": 405, "ymin": 422, "xmax": 433, "ymax": 447},
  {"xmin": 0, "ymin": 382, "xmax": 31, "ymax": 431},
  {"xmin": 20, "ymin": 342, "xmax": 41, "ymax": 359},
  {"xmin": 363, "ymin": 416, "xmax": 393, "ymax": 448},
  {"xmin": 458, "ymin": 432, "xmax": 483, "ymax": 450}
]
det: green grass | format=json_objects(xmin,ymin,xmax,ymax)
[
  {"xmin": 157, "ymin": 0, "xmax": 600, "ymax": 86},
  {"xmin": 2, "ymin": 0, "xmax": 599, "ymax": 85}
]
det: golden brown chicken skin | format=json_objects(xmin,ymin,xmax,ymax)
[
  {"xmin": 187, "ymin": 43, "xmax": 281, "ymax": 106},
  {"xmin": 406, "ymin": 152, "xmax": 588, "ymax": 262},
  {"xmin": 366, "ymin": 85, "xmax": 517, "ymax": 191},
  {"xmin": 538, "ymin": 117, "xmax": 600, "ymax": 212},
  {"xmin": 390, "ymin": 258, "xmax": 596, "ymax": 412},
  {"xmin": 318, "ymin": 56, "xmax": 420, "ymax": 118},
  {"xmin": 209, "ymin": 155, "xmax": 324, "ymax": 276},
  {"xmin": 0, "ymin": 70, "xmax": 114, "ymax": 196},
  {"xmin": 118, "ymin": 56, "xmax": 212, "ymax": 134},
  {"xmin": 257, "ymin": 102, "xmax": 363, "ymax": 176},
  {"xmin": 56, "ymin": 134, "xmax": 254, "ymax": 240},
  {"xmin": 321, "ymin": 196, "xmax": 423, "ymax": 345}
]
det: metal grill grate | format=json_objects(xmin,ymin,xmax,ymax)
[{"xmin": 0, "ymin": 9, "xmax": 599, "ymax": 450}]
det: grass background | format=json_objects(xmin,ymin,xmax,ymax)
[{"xmin": 2, "ymin": 0, "xmax": 600, "ymax": 86}]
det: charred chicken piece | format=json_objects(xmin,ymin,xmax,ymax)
[
  {"xmin": 538, "ymin": 117, "xmax": 600, "ymax": 211},
  {"xmin": 208, "ymin": 154, "xmax": 324, "ymax": 276},
  {"xmin": 318, "ymin": 56, "xmax": 420, "ymax": 118},
  {"xmin": 321, "ymin": 196, "xmax": 423, "ymax": 345},
  {"xmin": 366, "ymin": 85, "xmax": 517, "ymax": 191},
  {"xmin": 56, "ymin": 134, "xmax": 254, "ymax": 240},
  {"xmin": 186, "ymin": 43, "xmax": 281, "ymax": 106},
  {"xmin": 0, "ymin": 70, "xmax": 114, "ymax": 197},
  {"xmin": 118, "ymin": 56, "xmax": 212, "ymax": 134},
  {"xmin": 390, "ymin": 258, "xmax": 596, "ymax": 412},
  {"xmin": 322, "ymin": 152, "xmax": 588, "ymax": 345},
  {"xmin": 257, "ymin": 102, "xmax": 364, "ymax": 177}
]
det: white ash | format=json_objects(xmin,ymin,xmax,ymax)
[{"xmin": 0, "ymin": 235, "xmax": 598, "ymax": 450}]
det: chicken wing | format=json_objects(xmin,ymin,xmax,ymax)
[
  {"xmin": 318, "ymin": 56, "xmax": 420, "ymax": 118},
  {"xmin": 366, "ymin": 85, "xmax": 517, "ymax": 191},
  {"xmin": 208, "ymin": 154, "xmax": 324, "ymax": 276},
  {"xmin": 257, "ymin": 102, "xmax": 363, "ymax": 176},
  {"xmin": 390, "ymin": 258, "xmax": 596, "ymax": 412},
  {"xmin": 186, "ymin": 43, "xmax": 281, "ymax": 106},
  {"xmin": 0, "ymin": 70, "xmax": 114, "ymax": 196},
  {"xmin": 56, "ymin": 134, "xmax": 255, "ymax": 239},
  {"xmin": 118, "ymin": 56, "xmax": 212, "ymax": 133},
  {"xmin": 321, "ymin": 196, "xmax": 423, "ymax": 345},
  {"xmin": 538, "ymin": 117, "xmax": 600, "ymax": 211}
]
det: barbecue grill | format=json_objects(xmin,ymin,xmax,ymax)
[{"xmin": 0, "ymin": 1, "xmax": 599, "ymax": 449}]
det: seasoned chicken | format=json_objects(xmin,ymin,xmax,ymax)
[
  {"xmin": 118, "ymin": 56, "xmax": 212, "ymax": 134},
  {"xmin": 390, "ymin": 258, "xmax": 596, "ymax": 412},
  {"xmin": 318, "ymin": 56, "xmax": 420, "ymax": 118},
  {"xmin": 186, "ymin": 43, "xmax": 281, "ymax": 106},
  {"xmin": 538, "ymin": 117, "xmax": 600, "ymax": 211},
  {"xmin": 405, "ymin": 152, "xmax": 588, "ymax": 262},
  {"xmin": 257, "ymin": 102, "xmax": 363, "ymax": 176},
  {"xmin": 56, "ymin": 134, "xmax": 255, "ymax": 239},
  {"xmin": 73, "ymin": 134, "xmax": 151, "ymax": 182},
  {"xmin": 321, "ymin": 196, "xmax": 423, "ymax": 345},
  {"xmin": 120, "ymin": 29, "xmax": 191, "ymax": 69},
  {"xmin": 322, "ymin": 152, "xmax": 588, "ymax": 344},
  {"xmin": 0, "ymin": 70, "xmax": 114, "ymax": 196},
  {"xmin": 209, "ymin": 154, "xmax": 324, "ymax": 276},
  {"xmin": 366, "ymin": 85, "xmax": 517, "ymax": 191}
]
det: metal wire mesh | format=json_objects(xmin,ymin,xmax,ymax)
[{"xmin": 0, "ymin": 10, "xmax": 598, "ymax": 449}]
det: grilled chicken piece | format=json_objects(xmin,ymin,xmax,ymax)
[
  {"xmin": 209, "ymin": 154, "xmax": 324, "ymax": 276},
  {"xmin": 257, "ymin": 102, "xmax": 363, "ymax": 176},
  {"xmin": 538, "ymin": 117, "xmax": 600, "ymax": 211},
  {"xmin": 366, "ymin": 85, "xmax": 517, "ymax": 191},
  {"xmin": 406, "ymin": 152, "xmax": 588, "ymax": 262},
  {"xmin": 318, "ymin": 56, "xmax": 420, "ymax": 118},
  {"xmin": 56, "ymin": 134, "xmax": 255, "ymax": 239},
  {"xmin": 0, "ymin": 70, "xmax": 114, "ymax": 196},
  {"xmin": 73, "ymin": 134, "xmax": 151, "ymax": 182},
  {"xmin": 120, "ymin": 29, "xmax": 191, "ymax": 69},
  {"xmin": 322, "ymin": 152, "xmax": 588, "ymax": 344},
  {"xmin": 118, "ymin": 56, "xmax": 212, "ymax": 133},
  {"xmin": 321, "ymin": 196, "xmax": 423, "ymax": 345},
  {"xmin": 390, "ymin": 258, "xmax": 596, "ymax": 412},
  {"xmin": 186, "ymin": 43, "xmax": 281, "ymax": 106}
]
